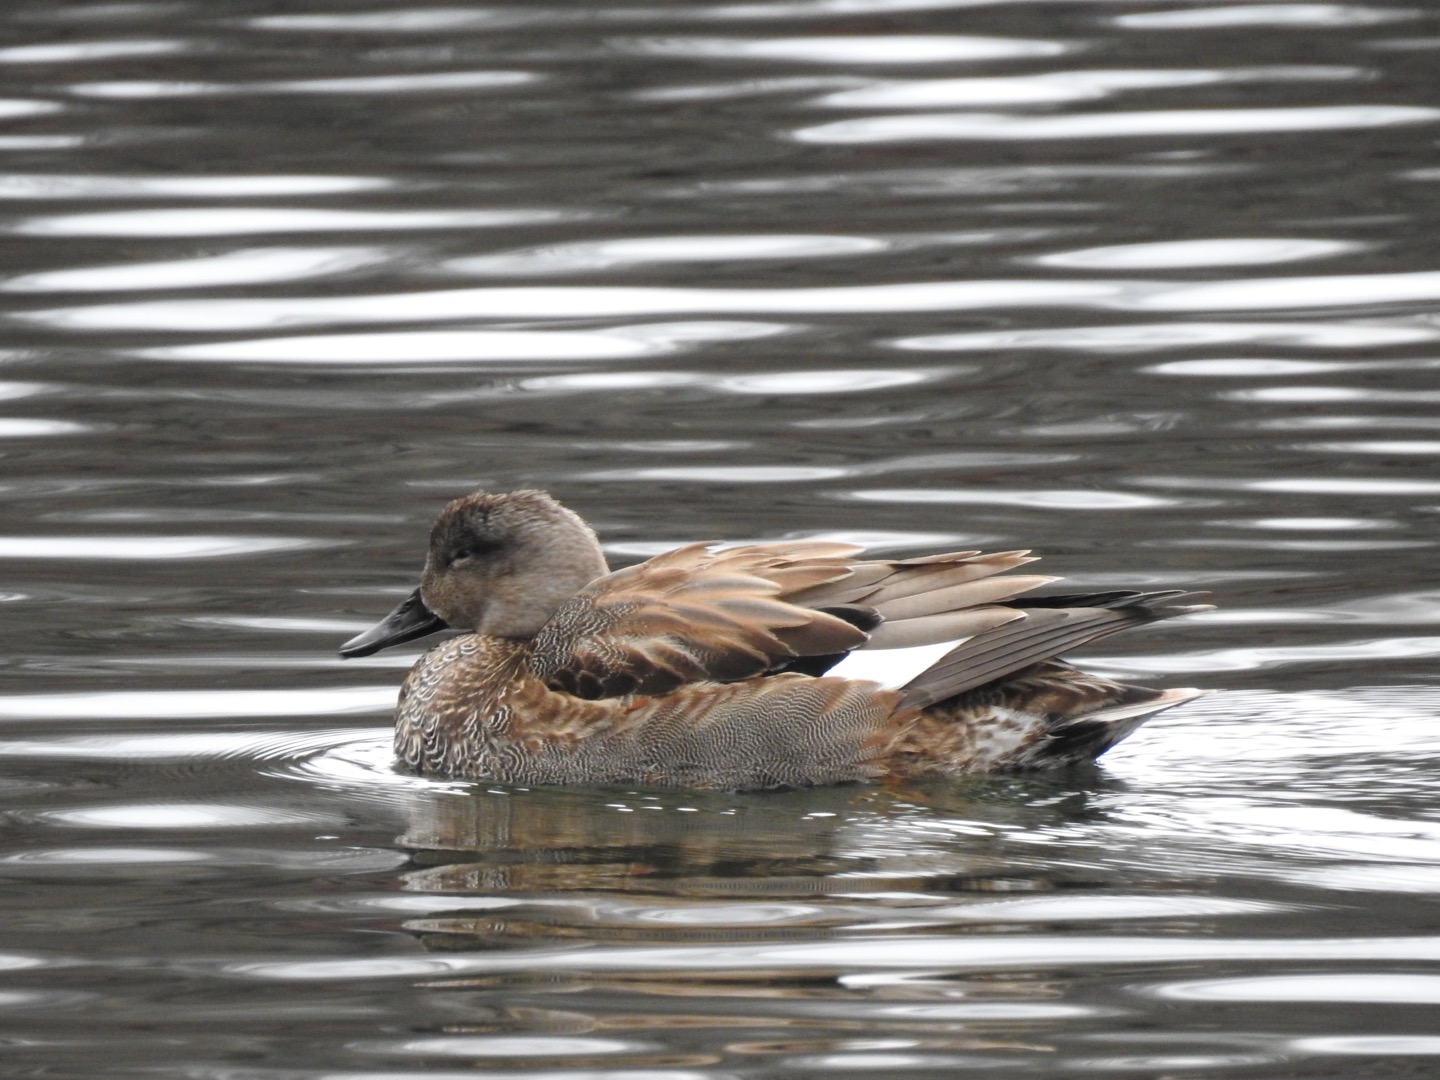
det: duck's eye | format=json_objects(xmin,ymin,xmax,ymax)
[{"xmin": 447, "ymin": 537, "xmax": 498, "ymax": 567}]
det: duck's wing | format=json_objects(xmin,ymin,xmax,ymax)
[
  {"xmin": 529, "ymin": 541, "xmax": 1057, "ymax": 699},
  {"xmin": 899, "ymin": 590, "xmax": 1215, "ymax": 710},
  {"xmin": 528, "ymin": 541, "xmax": 872, "ymax": 698},
  {"xmin": 783, "ymin": 548, "xmax": 1053, "ymax": 650}
]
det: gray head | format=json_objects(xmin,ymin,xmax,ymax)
[
  {"xmin": 339, "ymin": 489, "xmax": 610, "ymax": 658},
  {"xmin": 419, "ymin": 489, "xmax": 609, "ymax": 639}
]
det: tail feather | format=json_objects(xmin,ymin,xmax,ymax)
[
  {"xmin": 900, "ymin": 592, "xmax": 1213, "ymax": 710},
  {"xmin": 903, "ymin": 663, "xmax": 1215, "ymax": 772},
  {"xmin": 1036, "ymin": 686, "xmax": 1213, "ymax": 765}
]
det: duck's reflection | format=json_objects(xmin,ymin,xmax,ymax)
[{"xmin": 393, "ymin": 772, "xmax": 1127, "ymax": 953}]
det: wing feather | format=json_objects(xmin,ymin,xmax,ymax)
[
  {"xmin": 900, "ymin": 594, "xmax": 1213, "ymax": 709},
  {"xmin": 529, "ymin": 543, "xmax": 872, "ymax": 698},
  {"xmin": 528, "ymin": 535, "xmax": 1203, "ymax": 706}
]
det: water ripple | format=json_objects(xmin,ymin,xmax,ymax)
[
  {"xmin": 0, "ymin": 98, "xmax": 64, "ymax": 119},
  {"xmin": 629, "ymin": 34, "xmax": 1068, "ymax": 65},
  {"xmin": 0, "ymin": 39, "xmax": 188, "ymax": 63},
  {"xmin": 1115, "ymin": 4, "xmax": 1418, "ymax": 30},
  {"xmin": 68, "ymin": 70, "xmax": 538, "ymax": 99},
  {"xmin": 251, "ymin": 10, "xmax": 534, "ymax": 32},
  {"xmin": 143, "ymin": 322, "xmax": 791, "ymax": 364},
  {"xmin": 37, "ymin": 802, "xmax": 339, "ymax": 829},
  {"xmin": 0, "ymin": 174, "xmax": 391, "ymax": 199},
  {"xmin": 795, "ymin": 105, "xmax": 1440, "ymax": 143},
  {"xmin": 1153, "ymin": 973, "xmax": 1440, "ymax": 1003},
  {"xmin": 0, "ymin": 418, "xmax": 87, "ymax": 437},
  {"xmin": 13, "ymin": 206, "xmax": 570, "ymax": 238},
  {"xmin": 1132, "ymin": 269, "xmax": 1440, "ymax": 311},
  {"xmin": 815, "ymin": 67, "xmax": 1365, "ymax": 110},
  {"xmin": 1037, "ymin": 238, "xmax": 1362, "ymax": 270},
  {"xmin": 447, "ymin": 233, "xmax": 889, "ymax": 276},
  {"xmin": 16, "ymin": 280, "xmax": 1124, "ymax": 332},
  {"xmin": 1294, "ymin": 1036, "xmax": 1440, "ymax": 1056},
  {"xmin": 0, "ymin": 535, "xmax": 331, "ymax": 559},
  {"xmin": 0, "ymin": 689, "xmax": 392, "ymax": 721},
  {"xmin": 848, "ymin": 488, "xmax": 1179, "ymax": 510},
  {"xmin": 896, "ymin": 320, "xmax": 1440, "ymax": 352},
  {"xmin": 225, "ymin": 934, "xmax": 1440, "ymax": 980},
  {"xmin": 3, "ymin": 246, "xmax": 389, "ymax": 293},
  {"xmin": 30, "ymin": 273, "xmax": 1440, "ymax": 333}
]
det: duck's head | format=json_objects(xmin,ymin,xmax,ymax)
[{"xmin": 339, "ymin": 489, "xmax": 609, "ymax": 658}]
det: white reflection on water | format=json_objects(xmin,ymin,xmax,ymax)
[
  {"xmin": 896, "ymin": 320, "xmax": 1440, "ymax": 352},
  {"xmin": 1115, "ymin": 3, "xmax": 1417, "ymax": 30},
  {"xmin": 3, "ymin": 246, "xmax": 388, "ymax": 293},
  {"xmin": 0, "ymin": 99, "xmax": 63, "ymax": 119},
  {"xmin": 2, "ymin": 847, "xmax": 211, "ymax": 865},
  {"xmin": 144, "ymin": 321, "xmax": 791, "ymax": 364},
  {"xmin": 849, "ymin": 488, "xmax": 1178, "ymax": 510},
  {"xmin": 40, "ymin": 803, "xmax": 337, "ymax": 829},
  {"xmin": 522, "ymin": 368, "xmax": 932, "ymax": 395},
  {"xmin": 719, "ymin": 369, "xmax": 930, "ymax": 394},
  {"xmin": 0, "ymin": 419, "xmax": 87, "ymax": 437},
  {"xmin": 0, "ymin": 174, "xmax": 390, "ymax": 199},
  {"xmin": 0, "ymin": 383, "xmax": 50, "ymax": 400},
  {"xmin": 635, "ymin": 75, "xmax": 864, "ymax": 102},
  {"xmin": 69, "ymin": 70, "xmax": 538, "ymax": 98},
  {"xmin": 1293, "ymin": 1036, "xmax": 1440, "ymax": 1056},
  {"xmin": 1109, "ymin": 636, "xmax": 1440, "ymax": 675},
  {"xmin": 1301, "ymin": 440, "xmax": 1440, "ymax": 454},
  {"xmin": 1189, "ymin": 805, "xmax": 1440, "ymax": 862},
  {"xmin": 593, "ymin": 450, "xmax": 1072, "ymax": 485},
  {"xmin": 0, "ymin": 536, "xmax": 329, "ymax": 559},
  {"xmin": 699, "ymin": 0, "xmax": 1012, "ymax": 17},
  {"xmin": 1250, "ymin": 477, "xmax": 1440, "ymax": 494},
  {"xmin": 630, "ymin": 34, "xmax": 1066, "ymax": 64},
  {"xmin": 0, "ymin": 688, "xmax": 393, "ymax": 721},
  {"xmin": 927, "ymin": 895, "xmax": 1277, "ymax": 923},
  {"xmin": 1038, "ymin": 238, "xmax": 1361, "ymax": 270},
  {"xmin": 1155, "ymin": 973, "xmax": 1440, "ymax": 1003},
  {"xmin": 1212, "ymin": 516, "xmax": 1396, "ymax": 531},
  {"xmin": 815, "ymin": 67, "xmax": 1362, "ymax": 109},
  {"xmin": 1294, "ymin": 864, "xmax": 1440, "ymax": 893},
  {"xmin": 448, "ymin": 233, "xmax": 888, "ymax": 275},
  {"xmin": 1133, "ymin": 269, "xmax": 1440, "ymax": 310},
  {"xmin": 251, "ymin": 10, "xmax": 531, "ymax": 31},
  {"xmin": 0, "ymin": 955, "xmax": 48, "ymax": 973},
  {"xmin": 14, "ymin": 207, "xmax": 568, "ymax": 238},
  {"xmin": 1148, "ymin": 357, "xmax": 1440, "ymax": 375},
  {"xmin": 1227, "ymin": 386, "xmax": 1440, "ymax": 403},
  {"xmin": 362, "ymin": 1035, "xmax": 647, "ymax": 1057},
  {"xmin": 0, "ymin": 39, "xmax": 186, "ymax": 63},
  {"xmin": 594, "ymin": 465, "xmax": 850, "ymax": 483},
  {"xmin": 794, "ymin": 105, "xmax": 1440, "ymax": 143},
  {"xmin": 227, "ymin": 934, "xmax": 1440, "ymax": 980},
  {"xmin": 20, "ymin": 280, "xmax": 1124, "ymax": 332},
  {"xmin": 35, "ymin": 271, "xmax": 1440, "ymax": 332},
  {"xmin": 0, "ymin": 135, "xmax": 84, "ymax": 150}
]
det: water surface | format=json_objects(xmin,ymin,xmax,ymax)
[{"xmin": 2, "ymin": 0, "xmax": 1440, "ymax": 1076}]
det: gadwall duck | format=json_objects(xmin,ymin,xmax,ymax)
[{"xmin": 340, "ymin": 490, "xmax": 1211, "ymax": 790}]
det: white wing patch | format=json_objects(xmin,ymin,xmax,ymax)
[{"xmin": 826, "ymin": 639, "xmax": 965, "ymax": 691}]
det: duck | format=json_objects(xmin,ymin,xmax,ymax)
[{"xmin": 339, "ymin": 489, "xmax": 1212, "ymax": 790}]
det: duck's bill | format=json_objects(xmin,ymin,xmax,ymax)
[{"xmin": 339, "ymin": 588, "xmax": 448, "ymax": 658}]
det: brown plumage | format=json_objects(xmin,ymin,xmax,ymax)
[{"xmin": 339, "ymin": 489, "xmax": 1213, "ymax": 790}]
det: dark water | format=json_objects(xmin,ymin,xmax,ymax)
[{"xmin": 3, "ymin": 0, "xmax": 1440, "ymax": 1076}]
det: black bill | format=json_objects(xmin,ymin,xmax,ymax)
[{"xmin": 338, "ymin": 587, "xmax": 447, "ymax": 658}]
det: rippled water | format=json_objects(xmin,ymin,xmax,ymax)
[{"xmin": 3, "ymin": 0, "xmax": 1440, "ymax": 1076}]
